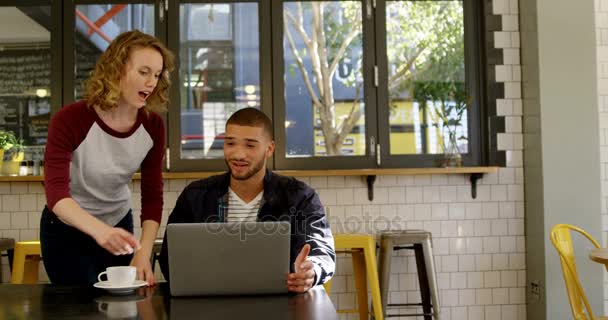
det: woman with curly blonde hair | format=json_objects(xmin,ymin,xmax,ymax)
[{"xmin": 41, "ymin": 30, "xmax": 174, "ymax": 286}]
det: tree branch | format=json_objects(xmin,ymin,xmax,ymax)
[
  {"xmin": 284, "ymin": 19, "xmax": 321, "ymax": 107},
  {"xmin": 328, "ymin": 26, "xmax": 361, "ymax": 79}
]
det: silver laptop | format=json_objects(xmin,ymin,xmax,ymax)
[{"xmin": 167, "ymin": 221, "xmax": 291, "ymax": 296}]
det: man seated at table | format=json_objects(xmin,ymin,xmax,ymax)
[{"xmin": 158, "ymin": 108, "xmax": 335, "ymax": 293}]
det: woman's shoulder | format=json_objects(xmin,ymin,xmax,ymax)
[{"xmin": 51, "ymin": 101, "xmax": 93, "ymax": 124}]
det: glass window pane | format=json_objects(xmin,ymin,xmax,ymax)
[
  {"xmin": 386, "ymin": 1, "xmax": 468, "ymax": 155},
  {"xmin": 74, "ymin": 4, "xmax": 155, "ymax": 100},
  {"xmin": 283, "ymin": 1, "xmax": 365, "ymax": 157},
  {"xmin": 179, "ymin": 3, "xmax": 260, "ymax": 160},
  {"xmin": 0, "ymin": 6, "xmax": 52, "ymax": 165}
]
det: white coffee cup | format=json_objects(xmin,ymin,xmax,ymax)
[
  {"xmin": 98, "ymin": 301, "xmax": 138, "ymax": 318},
  {"xmin": 97, "ymin": 266, "xmax": 136, "ymax": 286}
]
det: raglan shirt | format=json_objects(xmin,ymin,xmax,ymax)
[{"xmin": 44, "ymin": 101, "xmax": 165, "ymax": 227}]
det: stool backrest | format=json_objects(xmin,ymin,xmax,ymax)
[{"xmin": 550, "ymin": 224, "xmax": 600, "ymax": 320}]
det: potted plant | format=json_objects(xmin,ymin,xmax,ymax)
[
  {"xmin": 0, "ymin": 130, "xmax": 24, "ymax": 175},
  {"xmin": 414, "ymin": 81, "xmax": 469, "ymax": 167}
]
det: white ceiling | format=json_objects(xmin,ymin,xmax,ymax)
[{"xmin": 0, "ymin": 7, "xmax": 49, "ymax": 43}]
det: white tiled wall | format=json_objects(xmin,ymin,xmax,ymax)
[
  {"xmin": 597, "ymin": 0, "xmax": 608, "ymax": 314},
  {"xmin": 0, "ymin": 1, "xmax": 525, "ymax": 319}
]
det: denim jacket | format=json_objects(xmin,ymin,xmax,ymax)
[{"xmin": 159, "ymin": 170, "xmax": 336, "ymax": 286}]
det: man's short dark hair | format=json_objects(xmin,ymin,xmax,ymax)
[{"xmin": 226, "ymin": 108, "xmax": 273, "ymax": 139}]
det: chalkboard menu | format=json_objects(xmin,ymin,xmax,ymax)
[{"xmin": 0, "ymin": 49, "xmax": 51, "ymax": 145}]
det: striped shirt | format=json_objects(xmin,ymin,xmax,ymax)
[{"xmin": 226, "ymin": 188, "xmax": 263, "ymax": 222}]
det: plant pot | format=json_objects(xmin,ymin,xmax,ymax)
[
  {"xmin": 442, "ymin": 131, "xmax": 462, "ymax": 168},
  {"xmin": 2, "ymin": 151, "xmax": 24, "ymax": 175}
]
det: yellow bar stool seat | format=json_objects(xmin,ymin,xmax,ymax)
[
  {"xmin": 323, "ymin": 234, "xmax": 383, "ymax": 320},
  {"xmin": 11, "ymin": 241, "xmax": 42, "ymax": 284}
]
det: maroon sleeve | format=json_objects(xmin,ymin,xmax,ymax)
[
  {"xmin": 44, "ymin": 102, "xmax": 91, "ymax": 210},
  {"xmin": 139, "ymin": 112, "xmax": 165, "ymax": 225}
]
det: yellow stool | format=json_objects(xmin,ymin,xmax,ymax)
[
  {"xmin": 324, "ymin": 234, "xmax": 383, "ymax": 320},
  {"xmin": 11, "ymin": 241, "xmax": 42, "ymax": 284}
]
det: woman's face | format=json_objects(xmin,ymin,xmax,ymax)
[{"xmin": 118, "ymin": 47, "xmax": 163, "ymax": 110}]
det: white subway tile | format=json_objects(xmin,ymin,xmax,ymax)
[
  {"xmin": 423, "ymin": 186, "xmax": 441, "ymax": 203},
  {"xmin": 0, "ymin": 213, "xmax": 9, "ymax": 229},
  {"xmin": 482, "ymin": 202, "xmax": 499, "ymax": 219},
  {"xmin": 451, "ymin": 238, "xmax": 467, "ymax": 254},
  {"xmin": 492, "ymin": 0, "xmax": 510, "ymax": 14},
  {"xmin": 336, "ymin": 188, "xmax": 354, "ymax": 205},
  {"xmin": 501, "ymin": 270, "xmax": 517, "ymax": 287},
  {"xmin": 396, "ymin": 204, "xmax": 415, "ymax": 222},
  {"xmin": 344, "ymin": 176, "xmax": 363, "ymax": 188},
  {"xmin": 28, "ymin": 212, "xmax": 41, "ymax": 229},
  {"xmin": 19, "ymin": 195, "xmax": 37, "ymax": 212},
  {"xmin": 466, "ymin": 203, "xmax": 483, "ymax": 220},
  {"xmin": 2, "ymin": 195, "xmax": 19, "ymax": 212},
  {"xmin": 476, "ymin": 255, "xmax": 493, "ymax": 271},
  {"xmin": 309, "ymin": 177, "xmax": 327, "ymax": 189},
  {"xmin": 20, "ymin": 229, "xmax": 38, "ymax": 241},
  {"xmin": 453, "ymin": 306, "xmax": 469, "ymax": 319},
  {"xmin": 442, "ymin": 289, "xmax": 460, "ymax": 307},
  {"xmin": 468, "ymin": 272, "xmax": 484, "ymax": 289},
  {"xmin": 399, "ymin": 273, "xmax": 418, "ymax": 291},
  {"xmin": 431, "ymin": 174, "xmax": 448, "ymax": 185},
  {"xmin": 388, "ymin": 187, "xmax": 405, "ymax": 204},
  {"xmin": 317, "ymin": 189, "xmax": 337, "ymax": 205},
  {"xmin": 504, "ymin": 49, "xmax": 521, "ymax": 65},
  {"xmin": 508, "ymin": 219, "xmax": 524, "ymax": 235},
  {"xmin": 482, "ymin": 172, "xmax": 499, "ymax": 185},
  {"xmin": 405, "ymin": 186, "xmax": 423, "ymax": 203},
  {"xmin": 476, "ymin": 288, "xmax": 493, "ymax": 305},
  {"xmin": 327, "ymin": 176, "xmax": 346, "ymax": 188},
  {"xmin": 468, "ymin": 306, "xmax": 485, "ymax": 320},
  {"xmin": 491, "ymin": 185, "xmax": 508, "ymax": 202},
  {"xmin": 28, "ymin": 182, "xmax": 45, "ymax": 194},
  {"xmin": 432, "ymin": 203, "xmax": 449, "ymax": 220},
  {"xmin": 483, "ymin": 236, "xmax": 500, "ymax": 253},
  {"xmin": 435, "ymin": 238, "xmax": 451, "ymax": 255},
  {"xmin": 501, "ymin": 305, "xmax": 518, "ymax": 320},
  {"xmin": 492, "ymin": 288, "xmax": 509, "ymax": 304},
  {"xmin": 397, "ymin": 175, "xmax": 416, "ymax": 186},
  {"xmin": 459, "ymin": 254, "xmax": 477, "ymax": 271},
  {"xmin": 509, "ymin": 0, "xmax": 518, "ymax": 13},
  {"xmin": 496, "ymin": 133, "xmax": 513, "ymax": 151},
  {"xmin": 0, "ymin": 183, "xmax": 10, "ymax": 194},
  {"xmin": 414, "ymin": 204, "xmax": 432, "ymax": 221},
  {"xmin": 447, "ymin": 203, "xmax": 464, "ymax": 220},
  {"xmin": 512, "ymin": 66, "xmax": 521, "ymax": 82},
  {"xmin": 497, "ymin": 99, "xmax": 513, "ymax": 116},
  {"xmin": 493, "ymin": 254, "xmax": 509, "ymax": 270},
  {"xmin": 424, "ymin": 221, "xmax": 441, "ymax": 237},
  {"xmin": 512, "ymin": 99, "xmax": 522, "ymax": 116},
  {"xmin": 475, "ymin": 220, "xmax": 492, "ymax": 236},
  {"xmin": 442, "ymin": 255, "xmax": 459, "ymax": 272},
  {"xmin": 516, "ymin": 236, "xmax": 526, "ymax": 252},
  {"xmin": 442, "ymin": 221, "xmax": 458, "ymax": 237},
  {"xmin": 460, "ymin": 289, "xmax": 477, "ymax": 306},
  {"xmin": 494, "ymin": 32, "xmax": 512, "ymax": 48},
  {"xmin": 353, "ymin": 188, "xmax": 371, "ymax": 205},
  {"xmin": 492, "ymin": 220, "xmax": 509, "ymax": 236},
  {"xmin": 517, "ymin": 271, "xmax": 526, "ymax": 287},
  {"xmin": 440, "ymin": 186, "xmax": 458, "ymax": 202},
  {"xmin": 500, "ymin": 236, "xmax": 517, "ymax": 253},
  {"xmin": 485, "ymin": 305, "xmax": 501, "ymax": 320},
  {"xmin": 511, "ymin": 32, "xmax": 521, "ymax": 48},
  {"xmin": 509, "ymin": 253, "xmax": 526, "ymax": 269},
  {"xmin": 495, "ymin": 65, "xmax": 512, "ymax": 82},
  {"xmin": 11, "ymin": 182, "xmax": 28, "ymax": 194},
  {"xmin": 415, "ymin": 175, "xmax": 432, "ymax": 185},
  {"xmin": 466, "ymin": 237, "xmax": 483, "ymax": 254},
  {"xmin": 37, "ymin": 194, "xmax": 46, "ymax": 211}
]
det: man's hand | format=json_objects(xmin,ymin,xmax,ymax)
[
  {"xmin": 130, "ymin": 251, "xmax": 155, "ymax": 286},
  {"xmin": 94, "ymin": 225, "xmax": 141, "ymax": 256},
  {"xmin": 287, "ymin": 244, "xmax": 316, "ymax": 293}
]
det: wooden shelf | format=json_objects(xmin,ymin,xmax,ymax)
[{"xmin": 1, "ymin": 167, "xmax": 498, "ymax": 200}]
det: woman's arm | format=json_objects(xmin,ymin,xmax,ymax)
[
  {"xmin": 130, "ymin": 220, "xmax": 160, "ymax": 285},
  {"xmin": 52, "ymin": 198, "xmax": 141, "ymax": 255}
]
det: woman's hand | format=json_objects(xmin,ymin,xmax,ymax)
[
  {"xmin": 94, "ymin": 225, "xmax": 141, "ymax": 256},
  {"xmin": 130, "ymin": 251, "xmax": 156, "ymax": 286}
]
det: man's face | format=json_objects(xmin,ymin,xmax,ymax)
[{"xmin": 224, "ymin": 124, "xmax": 275, "ymax": 181}]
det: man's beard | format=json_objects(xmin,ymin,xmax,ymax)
[{"xmin": 225, "ymin": 157, "xmax": 265, "ymax": 181}]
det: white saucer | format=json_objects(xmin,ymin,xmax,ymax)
[{"xmin": 93, "ymin": 280, "xmax": 148, "ymax": 294}]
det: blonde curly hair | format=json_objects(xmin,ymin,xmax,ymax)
[{"xmin": 84, "ymin": 30, "xmax": 175, "ymax": 113}]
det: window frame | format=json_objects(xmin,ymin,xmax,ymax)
[{"xmin": 167, "ymin": 0, "xmax": 273, "ymax": 172}]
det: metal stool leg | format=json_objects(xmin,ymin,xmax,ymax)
[
  {"xmin": 352, "ymin": 250, "xmax": 369, "ymax": 320},
  {"xmin": 414, "ymin": 244, "xmax": 432, "ymax": 320},
  {"xmin": 422, "ymin": 238, "xmax": 440, "ymax": 319},
  {"xmin": 378, "ymin": 237, "xmax": 393, "ymax": 319}
]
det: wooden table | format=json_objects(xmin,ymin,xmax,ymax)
[
  {"xmin": 0, "ymin": 283, "xmax": 337, "ymax": 319},
  {"xmin": 589, "ymin": 248, "xmax": 608, "ymax": 265}
]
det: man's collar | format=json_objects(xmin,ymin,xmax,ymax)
[{"xmin": 220, "ymin": 169, "xmax": 277, "ymax": 205}]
